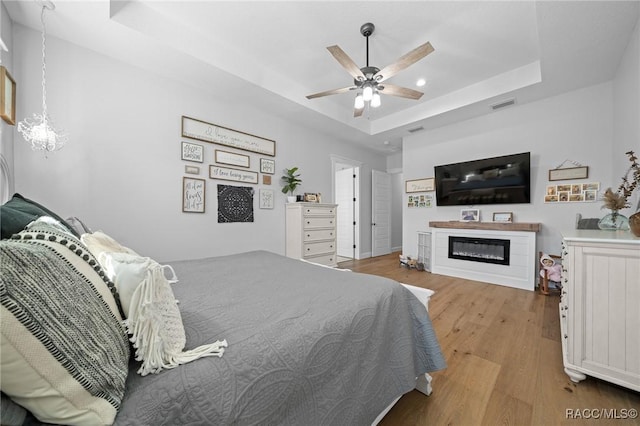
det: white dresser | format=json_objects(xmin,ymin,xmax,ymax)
[
  {"xmin": 560, "ymin": 230, "xmax": 640, "ymax": 391},
  {"xmin": 285, "ymin": 203, "xmax": 338, "ymax": 267}
]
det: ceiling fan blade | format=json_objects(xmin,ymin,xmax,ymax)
[
  {"xmin": 380, "ymin": 84, "xmax": 424, "ymax": 100},
  {"xmin": 354, "ymin": 107, "xmax": 364, "ymax": 118},
  {"xmin": 327, "ymin": 45, "xmax": 366, "ymax": 81},
  {"xmin": 306, "ymin": 86, "xmax": 355, "ymax": 100},
  {"xmin": 375, "ymin": 41, "xmax": 434, "ymax": 83}
]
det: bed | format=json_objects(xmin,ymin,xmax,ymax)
[{"xmin": 0, "ymin": 194, "xmax": 446, "ymax": 426}]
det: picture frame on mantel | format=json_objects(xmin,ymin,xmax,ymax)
[
  {"xmin": 493, "ymin": 212, "xmax": 513, "ymax": 222},
  {"xmin": 460, "ymin": 209, "xmax": 480, "ymax": 222}
]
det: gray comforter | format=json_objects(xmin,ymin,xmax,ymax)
[{"xmin": 114, "ymin": 251, "xmax": 445, "ymax": 425}]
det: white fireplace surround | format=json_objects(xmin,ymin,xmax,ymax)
[{"xmin": 429, "ymin": 222, "xmax": 541, "ymax": 291}]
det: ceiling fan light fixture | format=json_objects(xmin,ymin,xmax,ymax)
[
  {"xmin": 362, "ymin": 84, "xmax": 373, "ymax": 102},
  {"xmin": 416, "ymin": 78, "xmax": 426, "ymax": 87},
  {"xmin": 371, "ymin": 91, "xmax": 381, "ymax": 108},
  {"xmin": 354, "ymin": 93, "xmax": 365, "ymax": 109}
]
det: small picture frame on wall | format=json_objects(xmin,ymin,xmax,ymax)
[
  {"xmin": 405, "ymin": 177, "xmax": 435, "ymax": 193},
  {"xmin": 181, "ymin": 141, "xmax": 204, "ymax": 163},
  {"xmin": 215, "ymin": 149, "xmax": 250, "ymax": 168},
  {"xmin": 0, "ymin": 66, "xmax": 16, "ymax": 125},
  {"xmin": 260, "ymin": 158, "xmax": 275, "ymax": 174},
  {"xmin": 259, "ymin": 189, "xmax": 274, "ymax": 209},
  {"xmin": 460, "ymin": 208, "xmax": 480, "ymax": 222},
  {"xmin": 492, "ymin": 212, "xmax": 513, "ymax": 222},
  {"xmin": 185, "ymin": 165, "xmax": 200, "ymax": 175},
  {"xmin": 182, "ymin": 177, "xmax": 205, "ymax": 213},
  {"xmin": 548, "ymin": 166, "xmax": 589, "ymax": 181}
]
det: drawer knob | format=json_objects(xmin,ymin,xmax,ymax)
[{"xmin": 307, "ymin": 221, "xmax": 310, "ymax": 224}]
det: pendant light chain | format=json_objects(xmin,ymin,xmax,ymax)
[
  {"xmin": 40, "ymin": 5, "xmax": 48, "ymax": 117},
  {"xmin": 17, "ymin": 1, "xmax": 68, "ymax": 155}
]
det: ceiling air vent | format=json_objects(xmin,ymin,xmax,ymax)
[
  {"xmin": 407, "ymin": 126, "xmax": 424, "ymax": 134},
  {"xmin": 490, "ymin": 98, "xmax": 516, "ymax": 111}
]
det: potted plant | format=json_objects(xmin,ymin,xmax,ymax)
[{"xmin": 281, "ymin": 167, "xmax": 302, "ymax": 203}]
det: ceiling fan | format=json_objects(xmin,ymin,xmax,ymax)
[{"xmin": 306, "ymin": 23, "xmax": 434, "ymax": 117}]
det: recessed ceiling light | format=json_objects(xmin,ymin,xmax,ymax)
[{"xmin": 416, "ymin": 78, "xmax": 426, "ymax": 87}]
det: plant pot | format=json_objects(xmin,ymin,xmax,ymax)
[
  {"xmin": 287, "ymin": 196, "xmax": 297, "ymax": 203},
  {"xmin": 597, "ymin": 212, "xmax": 630, "ymax": 231},
  {"xmin": 629, "ymin": 211, "xmax": 640, "ymax": 237}
]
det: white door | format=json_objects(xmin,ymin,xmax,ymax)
[
  {"xmin": 372, "ymin": 170, "xmax": 391, "ymax": 257},
  {"xmin": 335, "ymin": 167, "xmax": 354, "ymax": 258}
]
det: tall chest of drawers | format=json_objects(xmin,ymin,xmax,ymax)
[
  {"xmin": 560, "ymin": 230, "xmax": 640, "ymax": 391},
  {"xmin": 285, "ymin": 203, "xmax": 338, "ymax": 267}
]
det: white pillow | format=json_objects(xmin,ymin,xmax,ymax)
[
  {"xmin": 100, "ymin": 253, "xmax": 178, "ymax": 318},
  {"xmin": 81, "ymin": 231, "xmax": 138, "ymax": 266},
  {"xmin": 104, "ymin": 253, "xmax": 226, "ymax": 376}
]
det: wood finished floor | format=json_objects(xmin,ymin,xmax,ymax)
[{"xmin": 338, "ymin": 253, "xmax": 640, "ymax": 426}]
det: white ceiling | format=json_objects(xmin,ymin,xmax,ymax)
[{"xmin": 5, "ymin": 1, "xmax": 639, "ymax": 153}]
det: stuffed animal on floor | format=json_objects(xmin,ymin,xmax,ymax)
[{"xmin": 540, "ymin": 253, "xmax": 562, "ymax": 287}]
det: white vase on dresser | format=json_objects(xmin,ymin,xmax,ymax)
[
  {"xmin": 285, "ymin": 203, "xmax": 338, "ymax": 267},
  {"xmin": 560, "ymin": 229, "xmax": 640, "ymax": 391}
]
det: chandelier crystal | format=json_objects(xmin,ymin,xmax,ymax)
[{"xmin": 17, "ymin": 1, "xmax": 67, "ymax": 154}]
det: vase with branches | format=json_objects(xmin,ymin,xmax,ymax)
[{"xmin": 600, "ymin": 151, "xmax": 639, "ymax": 231}]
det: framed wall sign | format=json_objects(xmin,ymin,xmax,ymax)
[
  {"xmin": 209, "ymin": 165, "xmax": 258, "ymax": 184},
  {"xmin": 182, "ymin": 116, "xmax": 276, "ymax": 156},
  {"xmin": 215, "ymin": 149, "xmax": 250, "ymax": 168},
  {"xmin": 405, "ymin": 177, "xmax": 435, "ymax": 193},
  {"xmin": 0, "ymin": 66, "xmax": 16, "ymax": 125},
  {"xmin": 259, "ymin": 189, "xmax": 274, "ymax": 209},
  {"xmin": 260, "ymin": 158, "xmax": 275, "ymax": 174},
  {"xmin": 181, "ymin": 141, "xmax": 204, "ymax": 163},
  {"xmin": 184, "ymin": 165, "xmax": 200, "ymax": 175},
  {"xmin": 182, "ymin": 177, "xmax": 205, "ymax": 213},
  {"xmin": 548, "ymin": 166, "xmax": 589, "ymax": 181}
]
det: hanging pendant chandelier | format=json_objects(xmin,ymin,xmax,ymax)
[{"xmin": 17, "ymin": 0, "xmax": 67, "ymax": 154}]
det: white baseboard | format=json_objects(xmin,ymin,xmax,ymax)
[
  {"xmin": 358, "ymin": 251, "xmax": 372, "ymax": 259},
  {"xmin": 391, "ymin": 245, "xmax": 402, "ymax": 252}
]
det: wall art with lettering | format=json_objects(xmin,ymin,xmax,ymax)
[
  {"xmin": 209, "ymin": 165, "xmax": 258, "ymax": 184},
  {"xmin": 181, "ymin": 141, "xmax": 204, "ymax": 163},
  {"xmin": 182, "ymin": 177, "xmax": 205, "ymax": 213},
  {"xmin": 259, "ymin": 189, "xmax": 274, "ymax": 209},
  {"xmin": 218, "ymin": 184, "xmax": 254, "ymax": 223},
  {"xmin": 182, "ymin": 116, "xmax": 276, "ymax": 156}
]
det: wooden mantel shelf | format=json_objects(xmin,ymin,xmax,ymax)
[{"xmin": 429, "ymin": 221, "xmax": 542, "ymax": 232}]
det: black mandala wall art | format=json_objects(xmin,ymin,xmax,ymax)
[{"xmin": 218, "ymin": 184, "xmax": 254, "ymax": 223}]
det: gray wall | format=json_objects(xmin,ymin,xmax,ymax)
[{"xmin": 10, "ymin": 24, "xmax": 387, "ymax": 262}]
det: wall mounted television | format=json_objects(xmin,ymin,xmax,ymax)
[{"xmin": 434, "ymin": 152, "xmax": 531, "ymax": 206}]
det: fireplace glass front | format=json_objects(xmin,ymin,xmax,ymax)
[{"xmin": 448, "ymin": 236, "xmax": 510, "ymax": 265}]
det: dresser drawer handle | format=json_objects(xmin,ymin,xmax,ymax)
[{"xmin": 306, "ymin": 221, "xmax": 310, "ymax": 224}]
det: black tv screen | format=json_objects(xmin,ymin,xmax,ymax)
[{"xmin": 435, "ymin": 152, "xmax": 531, "ymax": 206}]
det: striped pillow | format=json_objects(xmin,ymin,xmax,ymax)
[{"xmin": 0, "ymin": 220, "xmax": 130, "ymax": 425}]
